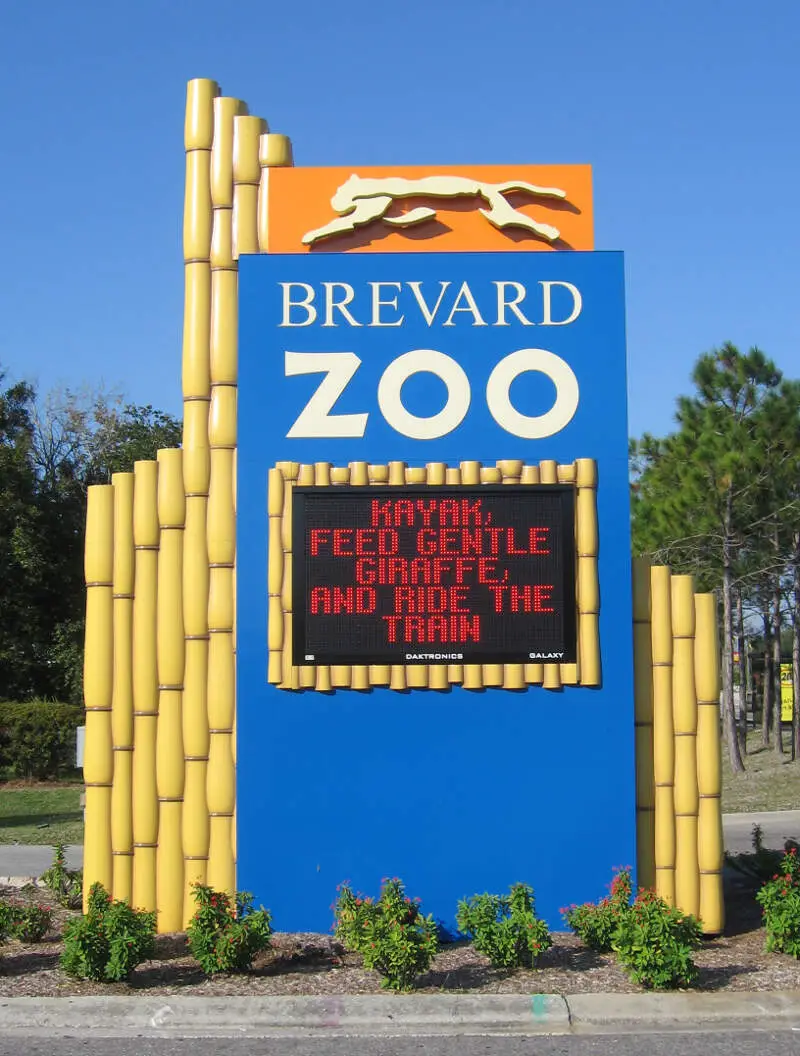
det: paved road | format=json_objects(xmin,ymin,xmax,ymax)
[
  {"xmin": 0, "ymin": 1032, "xmax": 795, "ymax": 1056},
  {"xmin": 3, "ymin": 811, "xmax": 799, "ymax": 879}
]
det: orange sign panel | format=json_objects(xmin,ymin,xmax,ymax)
[{"xmin": 266, "ymin": 165, "xmax": 593, "ymax": 254}]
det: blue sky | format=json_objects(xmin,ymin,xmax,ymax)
[{"xmin": 1, "ymin": 0, "xmax": 797, "ymax": 439}]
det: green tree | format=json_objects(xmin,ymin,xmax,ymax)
[
  {"xmin": 0, "ymin": 369, "xmax": 181, "ymax": 703},
  {"xmin": 631, "ymin": 344, "xmax": 794, "ymax": 773}
]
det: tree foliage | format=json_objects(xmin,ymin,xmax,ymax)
[{"xmin": 0, "ymin": 368, "xmax": 181, "ymax": 703}]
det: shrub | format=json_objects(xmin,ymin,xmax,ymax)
[
  {"xmin": 61, "ymin": 883, "xmax": 156, "ymax": 982},
  {"xmin": 0, "ymin": 701, "xmax": 82, "ymax": 780},
  {"xmin": 612, "ymin": 889, "xmax": 702, "ymax": 989},
  {"xmin": 756, "ymin": 846, "xmax": 800, "ymax": 957},
  {"xmin": 41, "ymin": 842, "xmax": 83, "ymax": 909},
  {"xmin": 456, "ymin": 883, "xmax": 552, "ymax": 970},
  {"xmin": 333, "ymin": 877, "xmax": 439, "ymax": 991},
  {"xmin": 562, "ymin": 866, "xmax": 632, "ymax": 952},
  {"xmin": 2, "ymin": 901, "xmax": 53, "ymax": 942},
  {"xmin": 186, "ymin": 884, "xmax": 272, "ymax": 975}
]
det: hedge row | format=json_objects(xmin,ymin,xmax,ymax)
[{"xmin": 0, "ymin": 701, "xmax": 83, "ymax": 780}]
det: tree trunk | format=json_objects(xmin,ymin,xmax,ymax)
[
  {"xmin": 773, "ymin": 530, "xmax": 785, "ymax": 755},
  {"xmin": 762, "ymin": 604, "xmax": 773, "ymax": 747},
  {"xmin": 735, "ymin": 589, "xmax": 747, "ymax": 754},
  {"xmin": 722, "ymin": 498, "xmax": 745, "ymax": 772}
]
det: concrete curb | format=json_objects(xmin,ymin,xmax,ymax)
[{"xmin": 0, "ymin": 992, "xmax": 798, "ymax": 1037}]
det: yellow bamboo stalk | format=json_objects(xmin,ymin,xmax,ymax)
[
  {"xmin": 132, "ymin": 461, "xmax": 159, "ymax": 911},
  {"xmin": 257, "ymin": 133, "xmax": 294, "ymax": 252},
  {"xmin": 575, "ymin": 458, "xmax": 599, "ymax": 687},
  {"xmin": 632, "ymin": 558, "xmax": 655, "ymax": 892},
  {"xmin": 651, "ymin": 565, "xmax": 676, "ymax": 906},
  {"xmin": 207, "ymin": 380, "xmax": 236, "ymax": 897},
  {"xmin": 156, "ymin": 450, "xmax": 186, "ymax": 933},
  {"xmin": 182, "ymin": 77, "xmax": 216, "ymax": 924},
  {"xmin": 695, "ymin": 592, "xmax": 724, "ymax": 933},
  {"xmin": 83, "ymin": 485, "xmax": 115, "ymax": 910},
  {"xmin": 671, "ymin": 573, "xmax": 700, "ymax": 920},
  {"xmin": 277, "ymin": 461, "xmax": 300, "ymax": 689},
  {"xmin": 557, "ymin": 463, "xmax": 579, "ymax": 686},
  {"xmin": 110, "ymin": 472, "xmax": 134, "ymax": 903},
  {"xmin": 267, "ymin": 468, "xmax": 285, "ymax": 685},
  {"xmin": 233, "ymin": 115, "xmax": 267, "ymax": 258}
]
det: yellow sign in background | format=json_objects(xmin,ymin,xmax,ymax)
[{"xmin": 781, "ymin": 662, "xmax": 794, "ymax": 723}]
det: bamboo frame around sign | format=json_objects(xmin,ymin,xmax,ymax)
[{"xmin": 267, "ymin": 458, "xmax": 599, "ymax": 691}]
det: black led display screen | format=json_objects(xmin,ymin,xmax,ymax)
[{"xmin": 291, "ymin": 485, "xmax": 577, "ymax": 666}]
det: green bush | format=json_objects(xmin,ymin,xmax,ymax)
[
  {"xmin": 186, "ymin": 884, "xmax": 272, "ymax": 975},
  {"xmin": 1, "ymin": 901, "xmax": 53, "ymax": 942},
  {"xmin": 562, "ymin": 866, "xmax": 632, "ymax": 952},
  {"xmin": 333, "ymin": 877, "xmax": 439, "ymax": 991},
  {"xmin": 756, "ymin": 847, "xmax": 800, "ymax": 957},
  {"xmin": 612, "ymin": 889, "xmax": 702, "ymax": 989},
  {"xmin": 0, "ymin": 701, "xmax": 82, "ymax": 780},
  {"xmin": 456, "ymin": 883, "xmax": 552, "ymax": 970},
  {"xmin": 41, "ymin": 842, "xmax": 83, "ymax": 909},
  {"xmin": 61, "ymin": 883, "xmax": 156, "ymax": 982}
]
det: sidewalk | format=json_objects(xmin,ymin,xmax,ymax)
[{"xmin": 0, "ymin": 992, "xmax": 797, "ymax": 1037}]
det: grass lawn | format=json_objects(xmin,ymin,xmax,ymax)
[
  {"xmin": 0, "ymin": 783, "xmax": 84, "ymax": 845},
  {"xmin": 722, "ymin": 728, "xmax": 800, "ymax": 813}
]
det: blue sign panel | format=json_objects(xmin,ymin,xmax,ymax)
[{"xmin": 237, "ymin": 250, "xmax": 635, "ymax": 933}]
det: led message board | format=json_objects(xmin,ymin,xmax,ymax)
[{"xmin": 292, "ymin": 485, "xmax": 576, "ymax": 666}]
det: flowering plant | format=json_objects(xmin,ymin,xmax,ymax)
[
  {"xmin": 611, "ymin": 888, "xmax": 701, "ymax": 989},
  {"xmin": 186, "ymin": 883, "xmax": 272, "ymax": 975},
  {"xmin": 561, "ymin": 866, "xmax": 632, "ymax": 952},
  {"xmin": 61, "ymin": 883, "xmax": 156, "ymax": 982},
  {"xmin": 456, "ymin": 883, "xmax": 552, "ymax": 970},
  {"xmin": 756, "ymin": 847, "xmax": 800, "ymax": 957},
  {"xmin": 1, "ymin": 901, "xmax": 53, "ymax": 943},
  {"xmin": 333, "ymin": 877, "xmax": 438, "ymax": 991}
]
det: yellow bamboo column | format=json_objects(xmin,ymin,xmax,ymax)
[
  {"xmin": 257, "ymin": 133, "xmax": 294, "ymax": 251},
  {"xmin": 279, "ymin": 461, "xmax": 301, "ymax": 690},
  {"xmin": 651, "ymin": 565, "xmax": 676, "ymax": 906},
  {"xmin": 206, "ymin": 381, "xmax": 236, "ymax": 896},
  {"xmin": 672, "ymin": 574, "xmax": 700, "ymax": 919},
  {"xmin": 267, "ymin": 468, "xmax": 285, "ymax": 686},
  {"xmin": 132, "ymin": 461, "xmax": 160, "ymax": 911},
  {"xmin": 297, "ymin": 464, "xmax": 317, "ymax": 690},
  {"xmin": 575, "ymin": 458, "xmax": 600, "ymax": 686},
  {"xmin": 110, "ymin": 472, "xmax": 135, "ymax": 903},
  {"xmin": 156, "ymin": 450, "xmax": 186, "ymax": 932},
  {"xmin": 83, "ymin": 484, "xmax": 114, "ymax": 909},
  {"xmin": 695, "ymin": 592, "xmax": 724, "ymax": 933},
  {"xmin": 182, "ymin": 77, "xmax": 216, "ymax": 922},
  {"xmin": 233, "ymin": 114, "xmax": 267, "ymax": 259},
  {"xmin": 557, "ymin": 462, "xmax": 579, "ymax": 686},
  {"xmin": 632, "ymin": 558, "xmax": 655, "ymax": 891}
]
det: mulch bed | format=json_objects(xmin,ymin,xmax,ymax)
[{"xmin": 2, "ymin": 872, "xmax": 799, "ymax": 996}]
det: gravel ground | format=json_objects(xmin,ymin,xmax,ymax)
[{"xmin": 2, "ymin": 873, "xmax": 800, "ymax": 997}]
